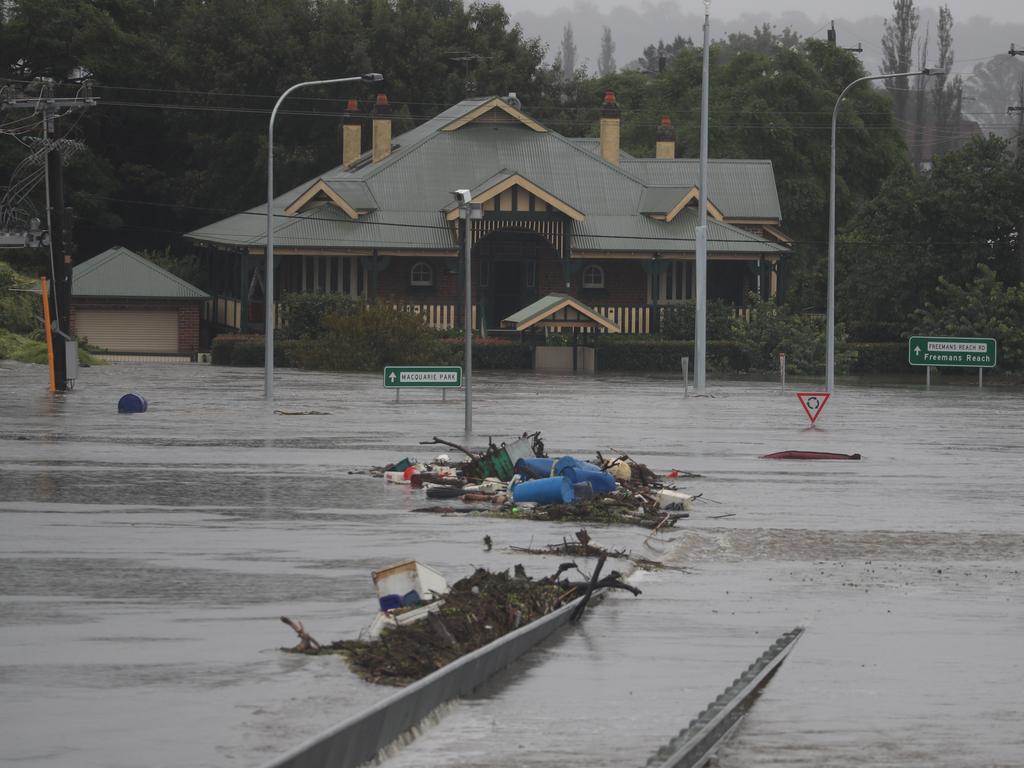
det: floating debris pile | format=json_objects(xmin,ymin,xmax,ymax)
[
  {"xmin": 281, "ymin": 562, "xmax": 640, "ymax": 686},
  {"xmin": 376, "ymin": 432, "xmax": 703, "ymax": 529}
]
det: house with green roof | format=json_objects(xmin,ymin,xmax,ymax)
[
  {"xmin": 187, "ymin": 91, "xmax": 789, "ymax": 334},
  {"xmin": 71, "ymin": 247, "xmax": 208, "ymax": 356}
]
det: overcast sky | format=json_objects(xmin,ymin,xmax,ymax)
[{"xmin": 500, "ymin": 0, "xmax": 1021, "ymax": 19}]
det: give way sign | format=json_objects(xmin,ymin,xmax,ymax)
[{"xmin": 796, "ymin": 392, "xmax": 831, "ymax": 425}]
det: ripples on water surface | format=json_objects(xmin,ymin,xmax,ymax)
[{"xmin": 1, "ymin": 362, "xmax": 1022, "ymax": 766}]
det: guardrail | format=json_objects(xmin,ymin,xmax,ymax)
[{"xmin": 261, "ymin": 593, "xmax": 589, "ymax": 768}]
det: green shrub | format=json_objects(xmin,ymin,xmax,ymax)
[
  {"xmin": 730, "ymin": 294, "xmax": 853, "ymax": 374},
  {"xmin": 848, "ymin": 342, "xmax": 905, "ymax": 373},
  {"xmin": 0, "ymin": 329, "xmax": 104, "ymax": 365},
  {"xmin": 288, "ymin": 305, "xmax": 446, "ymax": 371},
  {"xmin": 910, "ymin": 264, "xmax": 1024, "ymax": 370},
  {"xmin": 211, "ymin": 334, "xmax": 296, "ymax": 367},
  {"xmin": 280, "ymin": 292, "xmax": 361, "ymax": 339},
  {"xmin": 595, "ymin": 337, "xmax": 751, "ymax": 372},
  {"xmin": 845, "ymin": 320, "xmax": 903, "ymax": 343},
  {"xmin": 440, "ymin": 336, "xmax": 532, "ymax": 369},
  {"xmin": 0, "ymin": 262, "xmax": 39, "ymax": 334},
  {"xmin": 658, "ymin": 299, "xmax": 735, "ymax": 340}
]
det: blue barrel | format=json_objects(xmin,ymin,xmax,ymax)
[
  {"xmin": 515, "ymin": 457, "xmax": 554, "ymax": 479},
  {"xmin": 117, "ymin": 393, "xmax": 148, "ymax": 414},
  {"xmin": 562, "ymin": 465, "xmax": 617, "ymax": 494},
  {"xmin": 572, "ymin": 481, "xmax": 594, "ymax": 499},
  {"xmin": 512, "ymin": 476, "xmax": 575, "ymax": 505},
  {"xmin": 553, "ymin": 456, "xmax": 579, "ymax": 475}
]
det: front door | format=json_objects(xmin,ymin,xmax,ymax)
[{"xmin": 491, "ymin": 260, "xmax": 523, "ymax": 326}]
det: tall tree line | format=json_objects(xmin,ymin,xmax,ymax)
[
  {"xmin": 880, "ymin": 0, "xmax": 966, "ymax": 168},
  {"xmin": 0, "ymin": 0, "xmax": 549, "ymax": 258}
]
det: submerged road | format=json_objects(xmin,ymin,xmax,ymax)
[{"xmin": 1, "ymin": 361, "xmax": 1022, "ymax": 767}]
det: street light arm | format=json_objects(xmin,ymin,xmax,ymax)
[
  {"xmin": 265, "ymin": 74, "xmax": 383, "ymax": 401},
  {"xmin": 825, "ymin": 68, "xmax": 937, "ymax": 393}
]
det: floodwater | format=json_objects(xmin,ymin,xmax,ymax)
[{"xmin": 1, "ymin": 361, "xmax": 1022, "ymax": 767}]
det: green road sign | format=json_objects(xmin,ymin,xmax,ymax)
[
  {"xmin": 384, "ymin": 365, "xmax": 463, "ymax": 388},
  {"xmin": 908, "ymin": 336, "xmax": 997, "ymax": 368}
]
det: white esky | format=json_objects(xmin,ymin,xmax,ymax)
[{"xmin": 501, "ymin": 0, "xmax": 1019, "ymax": 19}]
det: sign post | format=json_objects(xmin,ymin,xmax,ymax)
[
  {"xmin": 908, "ymin": 336, "xmax": 996, "ymax": 389},
  {"xmin": 384, "ymin": 366, "xmax": 463, "ymax": 403},
  {"xmin": 796, "ymin": 391, "xmax": 831, "ymax": 426}
]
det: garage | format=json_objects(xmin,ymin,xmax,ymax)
[
  {"xmin": 72, "ymin": 247, "xmax": 208, "ymax": 357},
  {"xmin": 74, "ymin": 307, "xmax": 179, "ymax": 354}
]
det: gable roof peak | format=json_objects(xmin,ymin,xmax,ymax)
[{"xmin": 441, "ymin": 96, "xmax": 546, "ymax": 133}]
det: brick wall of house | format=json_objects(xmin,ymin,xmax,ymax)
[
  {"xmin": 373, "ymin": 254, "xmax": 646, "ymax": 308},
  {"xmin": 177, "ymin": 303, "xmax": 201, "ymax": 355},
  {"xmin": 577, "ymin": 260, "xmax": 646, "ymax": 306}
]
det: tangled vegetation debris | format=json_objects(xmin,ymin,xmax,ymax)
[{"xmin": 281, "ymin": 564, "xmax": 640, "ymax": 686}]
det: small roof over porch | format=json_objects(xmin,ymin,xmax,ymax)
[{"xmin": 501, "ymin": 293, "xmax": 620, "ymax": 333}]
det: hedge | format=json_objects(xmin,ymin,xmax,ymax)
[
  {"xmin": 441, "ymin": 337, "xmax": 532, "ymax": 369},
  {"xmin": 595, "ymin": 338, "xmax": 752, "ymax": 372},
  {"xmin": 211, "ymin": 334, "xmax": 300, "ymax": 367},
  {"xmin": 848, "ymin": 342, "xmax": 905, "ymax": 373}
]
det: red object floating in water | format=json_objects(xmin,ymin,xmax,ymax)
[{"xmin": 761, "ymin": 450, "xmax": 861, "ymax": 460}]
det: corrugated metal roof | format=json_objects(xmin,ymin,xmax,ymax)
[
  {"xmin": 621, "ymin": 159, "xmax": 782, "ymax": 220},
  {"xmin": 501, "ymin": 293, "xmax": 618, "ymax": 331},
  {"xmin": 565, "ymin": 137, "xmax": 636, "ymax": 161},
  {"xmin": 187, "ymin": 97, "xmax": 784, "ymax": 255},
  {"xmin": 573, "ymin": 208, "xmax": 787, "ymax": 255},
  {"xmin": 73, "ymin": 247, "xmax": 209, "ymax": 299},
  {"xmin": 323, "ymin": 180, "xmax": 378, "ymax": 211}
]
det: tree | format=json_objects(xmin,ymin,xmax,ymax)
[
  {"xmin": 597, "ymin": 26, "xmax": 615, "ymax": 77},
  {"xmin": 881, "ymin": 0, "xmax": 920, "ymax": 125},
  {"xmin": 839, "ymin": 135, "xmax": 1024, "ymax": 331},
  {"xmin": 965, "ymin": 54, "xmax": 1024, "ymax": 139},
  {"xmin": 626, "ymin": 36, "xmax": 691, "ymax": 74},
  {"xmin": 912, "ymin": 264, "xmax": 1024, "ymax": 369},
  {"xmin": 559, "ymin": 23, "xmax": 577, "ymax": 81}
]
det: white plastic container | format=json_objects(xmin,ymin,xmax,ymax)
[
  {"xmin": 371, "ymin": 560, "xmax": 449, "ymax": 611},
  {"xmin": 655, "ymin": 488, "xmax": 694, "ymax": 510}
]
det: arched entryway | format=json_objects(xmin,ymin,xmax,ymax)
[{"xmin": 473, "ymin": 229, "xmax": 560, "ymax": 330}]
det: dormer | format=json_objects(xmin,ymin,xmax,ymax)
[
  {"xmin": 640, "ymin": 185, "xmax": 724, "ymax": 223},
  {"xmin": 443, "ymin": 171, "xmax": 584, "ymax": 221},
  {"xmin": 284, "ymin": 179, "xmax": 378, "ymax": 219}
]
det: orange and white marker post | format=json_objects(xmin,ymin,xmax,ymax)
[
  {"xmin": 40, "ymin": 276, "xmax": 56, "ymax": 392},
  {"xmin": 796, "ymin": 391, "xmax": 830, "ymax": 425}
]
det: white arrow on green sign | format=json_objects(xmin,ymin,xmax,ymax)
[
  {"xmin": 908, "ymin": 336, "xmax": 996, "ymax": 368},
  {"xmin": 384, "ymin": 365, "xmax": 463, "ymax": 388}
]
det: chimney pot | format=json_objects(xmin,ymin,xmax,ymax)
[
  {"xmin": 656, "ymin": 115, "xmax": 676, "ymax": 159},
  {"xmin": 342, "ymin": 100, "xmax": 362, "ymax": 168},
  {"xmin": 599, "ymin": 90, "xmax": 621, "ymax": 165},
  {"xmin": 372, "ymin": 93, "xmax": 392, "ymax": 163}
]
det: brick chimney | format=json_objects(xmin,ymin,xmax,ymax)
[
  {"xmin": 656, "ymin": 115, "xmax": 676, "ymax": 159},
  {"xmin": 599, "ymin": 90, "xmax": 621, "ymax": 166},
  {"xmin": 371, "ymin": 94, "xmax": 392, "ymax": 164},
  {"xmin": 342, "ymin": 99, "xmax": 362, "ymax": 168}
]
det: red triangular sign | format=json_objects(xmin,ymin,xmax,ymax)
[{"xmin": 796, "ymin": 391, "xmax": 831, "ymax": 425}]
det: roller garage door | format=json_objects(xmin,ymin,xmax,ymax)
[{"xmin": 75, "ymin": 308, "xmax": 179, "ymax": 353}]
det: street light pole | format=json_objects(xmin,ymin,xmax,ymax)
[
  {"xmin": 456, "ymin": 191, "xmax": 483, "ymax": 434},
  {"xmin": 694, "ymin": 0, "xmax": 711, "ymax": 392},
  {"xmin": 265, "ymin": 73, "xmax": 383, "ymax": 400},
  {"xmin": 826, "ymin": 68, "xmax": 943, "ymax": 393}
]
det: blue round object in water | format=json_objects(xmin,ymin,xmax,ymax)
[{"xmin": 117, "ymin": 393, "xmax": 148, "ymax": 414}]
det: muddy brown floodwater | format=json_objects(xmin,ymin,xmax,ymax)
[{"xmin": 1, "ymin": 360, "xmax": 1022, "ymax": 767}]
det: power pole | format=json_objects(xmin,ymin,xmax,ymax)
[{"xmin": 2, "ymin": 79, "xmax": 96, "ymax": 391}]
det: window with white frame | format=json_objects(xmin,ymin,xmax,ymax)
[
  {"xmin": 582, "ymin": 264, "xmax": 605, "ymax": 289},
  {"xmin": 410, "ymin": 261, "xmax": 433, "ymax": 286}
]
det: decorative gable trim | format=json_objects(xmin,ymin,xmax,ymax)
[
  {"xmin": 441, "ymin": 98, "xmax": 547, "ymax": 133},
  {"xmin": 285, "ymin": 179, "xmax": 360, "ymax": 219},
  {"xmin": 444, "ymin": 174, "xmax": 584, "ymax": 222},
  {"xmin": 661, "ymin": 186, "xmax": 725, "ymax": 223},
  {"xmin": 502, "ymin": 294, "xmax": 620, "ymax": 333}
]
